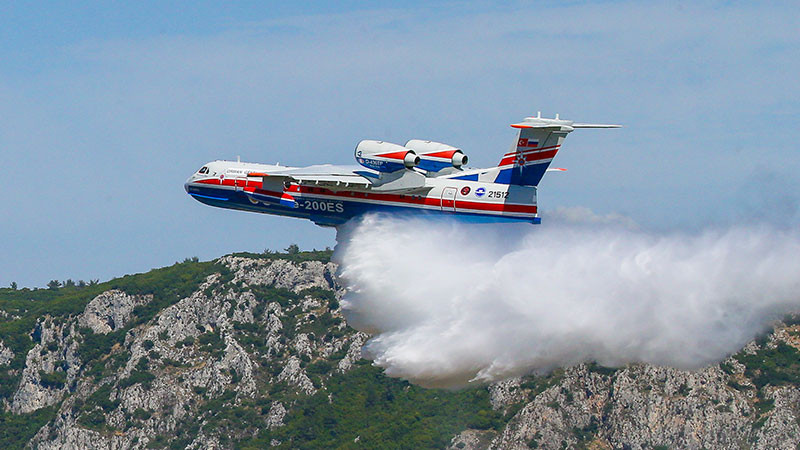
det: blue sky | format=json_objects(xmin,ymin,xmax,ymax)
[{"xmin": 1, "ymin": 1, "xmax": 798, "ymax": 287}]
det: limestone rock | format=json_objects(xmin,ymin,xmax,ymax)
[
  {"xmin": 220, "ymin": 256, "xmax": 338, "ymax": 293},
  {"xmin": 277, "ymin": 356, "xmax": 316, "ymax": 395},
  {"xmin": 266, "ymin": 401, "xmax": 287, "ymax": 429},
  {"xmin": 79, "ymin": 290, "xmax": 150, "ymax": 334},
  {"xmin": 11, "ymin": 319, "xmax": 78, "ymax": 414},
  {"xmin": 0, "ymin": 340, "xmax": 14, "ymax": 366},
  {"xmin": 13, "ymin": 255, "xmax": 800, "ymax": 449}
]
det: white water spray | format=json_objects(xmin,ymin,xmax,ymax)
[{"xmin": 334, "ymin": 209, "xmax": 800, "ymax": 388}]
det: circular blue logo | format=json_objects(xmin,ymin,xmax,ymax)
[{"xmin": 475, "ymin": 187, "xmax": 486, "ymax": 197}]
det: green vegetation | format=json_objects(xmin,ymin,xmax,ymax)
[
  {"xmin": 249, "ymin": 285, "xmax": 300, "ymax": 309},
  {"xmin": 586, "ymin": 362, "xmax": 618, "ymax": 377},
  {"xmin": 238, "ymin": 363, "xmax": 504, "ymax": 449},
  {"xmin": 133, "ymin": 408, "xmax": 152, "ymax": 421},
  {"xmin": 81, "ymin": 384, "xmax": 121, "ymax": 413},
  {"xmin": 77, "ymin": 409, "xmax": 107, "ymax": 430},
  {"xmin": 118, "ymin": 260, "xmax": 227, "ymax": 326},
  {"xmin": 79, "ymin": 328, "xmax": 126, "ymax": 366},
  {"xmin": 754, "ymin": 398, "xmax": 774, "ymax": 415},
  {"xmin": 298, "ymin": 311, "xmax": 343, "ymax": 341},
  {"xmin": 119, "ymin": 370, "xmax": 156, "ymax": 389},
  {"xmin": 230, "ymin": 248, "xmax": 334, "ymax": 264},
  {"xmin": 782, "ymin": 314, "xmax": 800, "ymax": 327},
  {"xmin": 0, "ymin": 285, "xmax": 109, "ymax": 372},
  {"xmin": 0, "ymin": 406, "xmax": 58, "ymax": 450},
  {"xmin": 0, "ymin": 258, "xmax": 223, "ymax": 400},
  {"xmin": 735, "ymin": 342, "xmax": 800, "ymax": 389},
  {"xmin": 573, "ymin": 417, "xmax": 600, "ymax": 444},
  {"xmin": 5, "ymin": 251, "xmax": 800, "ymax": 449},
  {"xmin": 38, "ymin": 370, "xmax": 67, "ymax": 389},
  {"xmin": 299, "ymin": 287, "xmax": 338, "ymax": 309},
  {"xmin": 519, "ymin": 370, "xmax": 565, "ymax": 398}
]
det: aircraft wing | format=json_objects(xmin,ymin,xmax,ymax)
[
  {"xmin": 247, "ymin": 172, "xmax": 371, "ymax": 191},
  {"xmin": 282, "ymin": 173, "xmax": 372, "ymax": 189},
  {"xmin": 246, "ymin": 164, "xmax": 427, "ymax": 193}
]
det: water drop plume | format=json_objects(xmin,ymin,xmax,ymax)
[{"xmin": 334, "ymin": 209, "xmax": 800, "ymax": 388}]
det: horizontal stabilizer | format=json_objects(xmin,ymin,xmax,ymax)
[
  {"xmin": 496, "ymin": 112, "xmax": 619, "ymax": 187},
  {"xmin": 571, "ymin": 123, "xmax": 622, "ymax": 128},
  {"xmin": 511, "ymin": 114, "xmax": 621, "ymax": 130}
]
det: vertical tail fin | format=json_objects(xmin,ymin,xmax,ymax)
[{"xmin": 493, "ymin": 113, "xmax": 620, "ymax": 186}]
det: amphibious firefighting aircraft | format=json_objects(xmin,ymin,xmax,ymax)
[{"xmin": 184, "ymin": 114, "xmax": 619, "ymax": 226}]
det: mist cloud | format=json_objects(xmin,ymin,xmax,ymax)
[{"xmin": 334, "ymin": 210, "xmax": 800, "ymax": 388}]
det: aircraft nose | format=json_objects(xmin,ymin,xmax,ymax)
[{"xmin": 184, "ymin": 174, "xmax": 197, "ymax": 193}]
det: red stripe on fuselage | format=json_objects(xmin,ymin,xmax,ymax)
[
  {"xmin": 286, "ymin": 185, "xmax": 537, "ymax": 215},
  {"xmin": 194, "ymin": 179, "xmax": 537, "ymax": 216},
  {"xmin": 196, "ymin": 178, "xmax": 262, "ymax": 188}
]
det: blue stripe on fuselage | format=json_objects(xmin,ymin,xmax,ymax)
[{"xmin": 186, "ymin": 184, "xmax": 537, "ymax": 226}]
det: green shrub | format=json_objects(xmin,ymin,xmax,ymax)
[
  {"xmin": 119, "ymin": 371, "xmax": 156, "ymax": 389},
  {"xmin": 78, "ymin": 409, "xmax": 106, "ymax": 429},
  {"xmin": 233, "ymin": 322, "xmax": 260, "ymax": 333},
  {"xmin": 241, "ymin": 364, "xmax": 511, "ymax": 449},
  {"xmin": 586, "ymin": 362, "xmax": 618, "ymax": 377},
  {"xmin": 38, "ymin": 370, "xmax": 67, "ymax": 389},
  {"xmin": 229, "ymin": 248, "xmax": 333, "ymax": 264},
  {"xmin": 84, "ymin": 384, "xmax": 120, "ymax": 413},
  {"xmin": 0, "ymin": 406, "xmax": 58, "ymax": 446},
  {"xmin": 133, "ymin": 408, "xmax": 152, "ymax": 421},
  {"xmin": 177, "ymin": 336, "xmax": 195, "ymax": 348},
  {"xmin": 307, "ymin": 360, "xmax": 333, "ymax": 376},
  {"xmin": 78, "ymin": 328, "xmax": 126, "ymax": 366},
  {"xmin": 736, "ymin": 342, "xmax": 800, "ymax": 389}
]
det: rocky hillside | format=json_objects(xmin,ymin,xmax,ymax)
[{"xmin": 1, "ymin": 251, "xmax": 799, "ymax": 449}]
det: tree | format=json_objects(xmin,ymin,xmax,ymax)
[
  {"xmin": 47, "ymin": 280, "xmax": 61, "ymax": 290},
  {"xmin": 10, "ymin": 281, "xmax": 17, "ymax": 290},
  {"xmin": 64, "ymin": 279, "xmax": 76, "ymax": 288},
  {"xmin": 285, "ymin": 244, "xmax": 300, "ymax": 255},
  {"xmin": 77, "ymin": 280, "xmax": 86, "ymax": 288}
]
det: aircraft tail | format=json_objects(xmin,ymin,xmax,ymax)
[{"xmin": 493, "ymin": 113, "xmax": 620, "ymax": 186}]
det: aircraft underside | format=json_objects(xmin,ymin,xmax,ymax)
[{"xmin": 186, "ymin": 181, "xmax": 540, "ymax": 227}]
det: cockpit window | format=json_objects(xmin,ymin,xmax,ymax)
[{"xmin": 198, "ymin": 166, "xmax": 209, "ymax": 174}]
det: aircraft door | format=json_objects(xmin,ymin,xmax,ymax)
[{"xmin": 441, "ymin": 187, "xmax": 457, "ymax": 212}]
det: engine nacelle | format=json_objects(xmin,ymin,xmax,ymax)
[
  {"xmin": 355, "ymin": 140, "xmax": 419, "ymax": 173},
  {"xmin": 404, "ymin": 140, "xmax": 468, "ymax": 172}
]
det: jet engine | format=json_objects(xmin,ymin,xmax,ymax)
[
  {"xmin": 404, "ymin": 140, "xmax": 468, "ymax": 172},
  {"xmin": 355, "ymin": 140, "xmax": 420, "ymax": 173}
]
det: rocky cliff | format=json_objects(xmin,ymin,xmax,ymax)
[{"xmin": 0, "ymin": 251, "xmax": 798, "ymax": 449}]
